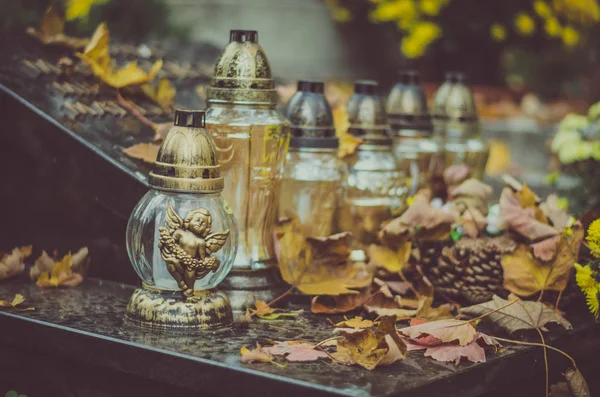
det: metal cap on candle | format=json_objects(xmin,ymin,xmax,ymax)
[
  {"xmin": 431, "ymin": 72, "xmax": 480, "ymax": 139},
  {"xmin": 347, "ymin": 80, "xmax": 391, "ymax": 146},
  {"xmin": 149, "ymin": 109, "xmax": 224, "ymax": 193},
  {"xmin": 386, "ymin": 70, "xmax": 433, "ymax": 136},
  {"xmin": 287, "ymin": 80, "xmax": 338, "ymax": 149},
  {"xmin": 206, "ymin": 30, "xmax": 278, "ymax": 106}
]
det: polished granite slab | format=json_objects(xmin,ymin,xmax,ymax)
[{"xmin": 0, "ymin": 277, "xmax": 597, "ymax": 397}]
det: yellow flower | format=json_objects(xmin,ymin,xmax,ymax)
[
  {"xmin": 561, "ymin": 25, "xmax": 580, "ymax": 47},
  {"xmin": 534, "ymin": 0, "xmax": 553, "ymax": 19},
  {"xmin": 490, "ymin": 23, "xmax": 507, "ymax": 42},
  {"xmin": 514, "ymin": 12, "xmax": 536, "ymax": 36},
  {"xmin": 575, "ymin": 263, "xmax": 600, "ymax": 318},
  {"xmin": 419, "ymin": 0, "xmax": 445, "ymax": 16},
  {"xmin": 587, "ymin": 219, "xmax": 600, "ymax": 258},
  {"xmin": 401, "ymin": 37, "xmax": 425, "ymax": 58},
  {"xmin": 371, "ymin": 0, "xmax": 416, "ymax": 22},
  {"xmin": 66, "ymin": 0, "xmax": 109, "ymax": 21},
  {"xmin": 544, "ymin": 17, "xmax": 562, "ymax": 37},
  {"xmin": 411, "ymin": 21, "xmax": 441, "ymax": 43},
  {"xmin": 326, "ymin": 0, "xmax": 352, "ymax": 23}
]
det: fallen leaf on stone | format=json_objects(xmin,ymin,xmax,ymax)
[
  {"xmin": 311, "ymin": 288, "xmax": 371, "ymax": 314},
  {"xmin": 379, "ymin": 195, "xmax": 457, "ymax": 245},
  {"xmin": 263, "ymin": 341, "xmax": 329, "ymax": 362},
  {"xmin": 502, "ymin": 224, "xmax": 583, "ymax": 297},
  {"xmin": 253, "ymin": 300, "xmax": 303, "ymax": 321},
  {"xmin": 459, "ymin": 295, "xmax": 572, "ymax": 333},
  {"xmin": 540, "ymin": 194, "xmax": 571, "ymax": 230},
  {"xmin": 240, "ymin": 344, "xmax": 284, "ymax": 367},
  {"xmin": 0, "ymin": 246, "xmax": 32, "ymax": 280},
  {"xmin": 332, "ymin": 316, "xmax": 406, "ymax": 370},
  {"xmin": 123, "ymin": 142, "xmax": 160, "ymax": 164},
  {"xmin": 335, "ymin": 316, "xmax": 374, "ymax": 329},
  {"xmin": 26, "ymin": 4, "xmax": 88, "ymax": 49},
  {"xmin": 30, "ymin": 247, "xmax": 89, "ymax": 281},
  {"xmin": 78, "ymin": 23, "xmax": 162, "ymax": 88},
  {"xmin": 415, "ymin": 297, "xmax": 454, "ymax": 321},
  {"xmin": 564, "ymin": 367, "xmax": 590, "ymax": 397},
  {"xmin": 367, "ymin": 241, "xmax": 411, "ymax": 273},
  {"xmin": 275, "ymin": 218, "xmax": 372, "ymax": 296},
  {"xmin": 399, "ymin": 319, "xmax": 477, "ymax": 346},
  {"xmin": 141, "ymin": 79, "xmax": 176, "ymax": 111},
  {"xmin": 0, "ymin": 294, "xmax": 35, "ymax": 311},
  {"xmin": 34, "ymin": 249, "xmax": 88, "ymax": 288},
  {"xmin": 499, "ymin": 188, "xmax": 558, "ymax": 241},
  {"xmin": 405, "ymin": 331, "xmax": 501, "ymax": 364}
]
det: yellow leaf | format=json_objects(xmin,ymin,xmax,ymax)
[
  {"xmin": 335, "ymin": 316, "xmax": 374, "ymax": 329},
  {"xmin": 367, "ymin": 241, "xmax": 412, "ymax": 273},
  {"xmin": 253, "ymin": 300, "xmax": 303, "ymax": 320},
  {"xmin": 122, "ymin": 143, "xmax": 160, "ymax": 164},
  {"xmin": 0, "ymin": 294, "xmax": 34, "ymax": 311},
  {"xmin": 78, "ymin": 23, "xmax": 163, "ymax": 88},
  {"xmin": 26, "ymin": 4, "xmax": 88, "ymax": 49},
  {"xmin": 515, "ymin": 183, "xmax": 537, "ymax": 209},
  {"xmin": 10, "ymin": 294, "xmax": 25, "ymax": 307},
  {"xmin": 35, "ymin": 251, "xmax": 86, "ymax": 288},
  {"xmin": 142, "ymin": 79, "xmax": 176, "ymax": 110},
  {"xmin": 484, "ymin": 140, "xmax": 511, "ymax": 175},
  {"xmin": 66, "ymin": 0, "xmax": 109, "ymax": 21}
]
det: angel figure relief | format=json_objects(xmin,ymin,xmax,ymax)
[{"xmin": 158, "ymin": 202, "xmax": 230, "ymax": 296}]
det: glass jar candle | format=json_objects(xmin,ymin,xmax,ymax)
[{"xmin": 279, "ymin": 81, "xmax": 347, "ymax": 237}]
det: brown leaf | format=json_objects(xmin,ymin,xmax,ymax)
[
  {"xmin": 311, "ymin": 288, "xmax": 371, "ymax": 314},
  {"xmin": 253, "ymin": 301, "xmax": 303, "ymax": 320},
  {"xmin": 398, "ymin": 319, "xmax": 477, "ymax": 346},
  {"xmin": 367, "ymin": 241, "xmax": 411, "ymax": 273},
  {"xmin": 332, "ymin": 316, "xmax": 406, "ymax": 370},
  {"xmin": 443, "ymin": 164, "xmax": 471, "ymax": 187},
  {"xmin": 263, "ymin": 341, "xmax": 328, "ymax": 362},
  {"xmin": 530, "ymin": 235, "xmax": 561, "ymax": 261},
  {"xmin": 459, "ymin": 207, "xmax": 488, "ymax": 239},
  {"xmin": 499, "ymin": 187, "xmax": 559, "ymax": 241},
  {"xmin": 234, "ymin": 309, "xmax": 253, "ymax": 327},
  {"xmin": 379, "ymin": 195, "xmax": 457, "ymax": 245},
  {"xmin": 449, "ymin": 179, "xmax": 493, "ymax": 202},
  {"xmin": 306, "ymin": 232, "xmax": 352, "ymax": 267},
  {"xmin": 26, "ymin": 4, "xmax": 88, "ymax": 49},
  {"xmin": 564, "ymin": 367, "xmax": 591, "ymax": 397},
  {"xmin": 502, "ymin": 224, "xmax": 583, "ymax": 296},
  {"xmin": 0, "ymin": 246, "xmax": 31, "ymax": 280},
  {"xmin": 415, "ymin": 297, "xmax": 454, "ymax": 321},
  {"xmin": 123, "ymin": 143, "xmax": 160, "ymax": 164},
  {"xmin": 459, "ymin": 295, "xmax": 573, "ymax": 333},
  {"xmin": 515, "ymin": 183, "xmax": 538, "ymax": 209}
]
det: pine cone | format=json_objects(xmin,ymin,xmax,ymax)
[{"xmin": 418, "ymin": 235, "xmax": 516, "ymax": 304}]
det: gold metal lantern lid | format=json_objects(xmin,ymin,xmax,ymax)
[
  {"xmin": 386, "ymin": 71, "xmax": 433, "ymax": 137},
  {"xmin": 431, "ymin": 72, "xmax": 480, "ymax": 139},
  {"xmin": 148, "ymin": 109, "xmax": 224, "ymax": 193},
  {"xmin": 206, "ymin": 30, "xmax": 278, "ymax": 106},
  {"xmin": 347, "ymin": 80, "xmax": 391, "ymax": 146},
  {"xmin": 287, "ymin": 81, "xmax": 338, "ymax": 149}
]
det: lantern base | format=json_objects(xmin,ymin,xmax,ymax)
[
  {"xmin": 220, "ymin": 267, "xmax": 287, "ymax": 311},
  {"xmin": 124, "ymin": 285, "xmax": 233, "ymax": 329}
]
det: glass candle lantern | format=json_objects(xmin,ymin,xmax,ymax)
[
  {"xmin": 125, "ymin": 110, "xmax": 237, "ymax": 329},
  {"xmin": 386, "ymin": 71, "xmax": 443, "ymax": 195},
  {"xmin": 205, "ymin": 30, "xmax": 290, "ymax": 309},
  {"xmin": 279, "ymin": 81, "xmax": 347, "ymax": 237},
  {"xmin": 431, "ymin": 72, "xmax": 489, "ymax": 179},
  {"xmin": 340, "ymin": 81, "xmax": 406, "ymax": 253}
]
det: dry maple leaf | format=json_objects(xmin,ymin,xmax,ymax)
[
  {"xmin": 332, "ymin": 316, "xmax": 406, "ymax": 370},
  {"xmin": 367, "ymin": 241, "xmax": 411, "ymax": 273},
  {"xmin": 30, "ymin": 247, "xmax": 89, "ymax": 281},
  {"xmin": 0, "ymin": 294, "xmax": 35, "ymax": 311},
  {"xmin": 379, "ymin": 195, "xmax": 457, "ymax": 245},
  {"xmin": 399, "ymin": 319, "xmax": 477, "ymax": 346},
  {"xmin": 499, "ymin": 187, "xmax": 558, "ymax": 241},
  {"xmin": 335, "ymin": 316, "xmax": 375, "ymax": 329},
  {"xmin": 123, "ymin": 142, "xmax": 160, "ymax": 164},
  {"xmin": 540, "ymin": 194, "xmax": 571, "ymax": 230},
  {"xmin": 502, "ymin": 223, "xmax": 583, "ymax": 297},
  {"xmin": 275, "ymin": 218, "xmax": 372, "ymax": 296},
  {"xmin": 405, "ymin": 331, "xmax": 501, "ymax": 364},
  {"xmin": 77, "ymin": 23, "xmax": 162, "ymax": 89},
  {"xmin": 240, "ymin": 344, "xmax": 275, "ymax": 364},
  {"xmin": 253, "ymin": 300, "xmax": 303, "ymax": 321},
  {"xmin": 26, "ymin": 4, "xmax": 88, "ymax": 49},
  {"xmin": 0, "ymin": 246, "xmax": 32, "ymax": 280},
  {"xmin": 414, "ymin": 297, "xmax": 454, "ymax": 321},
  {"xmin": 263, "ymin": 341, "xmax": 329, "ymax": 362},
  {"xmin": 564, "ymin": 367, "xmax": 591, "ymax": 397},
  {"xmin": 459, "ymin": 295, "xmax": 573, "ymax": 333},
  {"xmin": 141, "ymin": 79, "xmax": 176, "ymax": 111},
  {"xmin": 311, "ymin": 288, "xmax": 371, "ymax": 314}
]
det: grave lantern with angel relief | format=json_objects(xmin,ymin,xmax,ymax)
[{"xmin": 125, "ymin": 109, "xmax": 238, "ymax": 329}]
